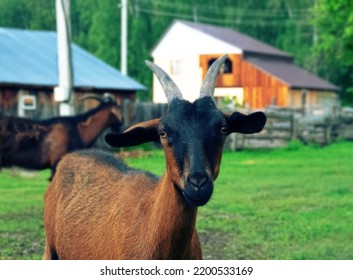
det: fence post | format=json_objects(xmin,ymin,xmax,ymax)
[
  {"xmin": 324, "ymin": 118, "xmax": 332, "ymax": 145},
  {"xmin": 290, "ymin": 113, "xmax": 298, "ymax": 140}
]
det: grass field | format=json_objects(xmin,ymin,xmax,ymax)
[{"xmin": 0, "ymin": 141, "xmax": 352, "ymax": 260}]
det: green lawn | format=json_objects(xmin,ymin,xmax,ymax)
[
  {"xmin": 0, "ymin": 169, "xmax": 47, "ymax": 259},
  {"xmin": 1, "ymin": 141, "xmax": 353, "ymax": 259}
]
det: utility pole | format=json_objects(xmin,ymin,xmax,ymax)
[
  {"xmin": 193, "ymin": 4, "xmax": 199, "ymax": 22},
  {"xmin": 54, "ymin": 0, "xmax": 74, "ymax": 116},
  {"xmin": 121, "ymin": 0, "xmax": 128, "ymax": 75}
]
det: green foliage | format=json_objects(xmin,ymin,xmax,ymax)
[
  {"xmin": 0, "ymin": 0, "xmax": 352, "ymax": 103},
  {"xmin": 0, "ymin": 0, "xmax": 55, "ymax": 29},
  {"xmin": 313, "ymin": 0, "xmax": 353, "ymax": 104}
]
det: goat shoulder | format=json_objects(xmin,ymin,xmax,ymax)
[{"xmin": 44, "ymin": 149, "xmax": 171, "ymax": 259}]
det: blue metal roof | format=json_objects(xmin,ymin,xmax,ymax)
[{"xmin": 0, "ymin": 27, "xmax": 145, "ymax": 91}]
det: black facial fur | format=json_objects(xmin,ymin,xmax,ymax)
[{"xmin": 159, "ymin": 97, "xmax": 227, "ymax": 179}]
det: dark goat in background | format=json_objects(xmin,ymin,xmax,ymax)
[{"xmin": 0, "ymin": 94, "xmax": 122, "ymax": 179}]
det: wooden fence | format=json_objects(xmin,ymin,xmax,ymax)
[
  {"xmin": 3, "ymin": 97, "xmax": 351, "ymax": 150},
  {"xmin": 119, "ymin": 101, "xmax": 353, "ymax": 150},
  {"xmin": 120, "ymin": 100, "xmax": 168, "ymax": 129},
  {"xmin": 228, "ymin": 106, "xmax": 353, "ymax": 150}
]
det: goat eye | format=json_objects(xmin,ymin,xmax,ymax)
[
  {"xmin": 160, "ymin": 131, "xmax": 167, "ymax": 139},
  {"xmin": 220, "ymin": 126, "xmax": 228, "ymax": 135}
]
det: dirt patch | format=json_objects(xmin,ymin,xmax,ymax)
[
  {"xmin": 199, "ymin": 230, "xmax": 267, "ymax": 260},
  {"xmin": 199, "ymin": 230, "xmax": 234, "ymax": 259}
]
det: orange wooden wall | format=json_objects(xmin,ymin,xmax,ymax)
[
  {"xmin": 200, "ymin": 54, "xmax": 289, "ymax": 109},
  {"xmin": 200, "ymin": 54, "xmax": 241, "ymax": 87}
]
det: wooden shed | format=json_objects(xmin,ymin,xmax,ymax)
[
  {"xmin": 0, "ymin": 27, "xmax": 145, "ymax": 119},
  {"xmin": 151, "ymin": 20, "xmax": 339, "ymax": 110}
]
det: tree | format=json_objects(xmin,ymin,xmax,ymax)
[
  {"xmin": 0, "ymin": 0, "xmax": 55, "ymax": 29},
  {"xmin": 313, "ymin": 0, "xmax": 353, "ymax": 104},
  {"xmin": 1, "ymin": 0, "xmax": 350, "ymax": 103}
]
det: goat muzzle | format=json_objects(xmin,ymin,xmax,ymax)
[{"xmin": 182, "ymin": 173, "xmax": 213, "ymax": 207}]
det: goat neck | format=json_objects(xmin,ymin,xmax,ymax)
[
  {"xmin": 78, "ymin": 104, "xmax": 120, "ymax": 146},
  {"xmin": 145, "ymin": 173, "xmax": 200, "ymax": 259}
]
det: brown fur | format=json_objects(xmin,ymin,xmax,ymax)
[{"xmin": 43, "ymin": 150, "xmax": 202, "ymax": 259}]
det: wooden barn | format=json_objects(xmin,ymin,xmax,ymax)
[
  {"xmin": 0, "ymin": 27, "xmax": 145, "ymax": 119},
  {"xmin": 151, "ymin": 20, "xmax": 339, "ymax": 110}
]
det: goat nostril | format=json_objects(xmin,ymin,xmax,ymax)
[{"xmin": 188, "ymin": 175, "xmax": 208, "ymax": 189}]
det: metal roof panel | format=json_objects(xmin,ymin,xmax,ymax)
[{"xmin": 0, "ymin": 27, "xmax": 145, "ymax": 91}]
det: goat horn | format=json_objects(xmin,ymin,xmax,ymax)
[
  {"xmin": 199, "ymin": 55, "xmax": 228, "ymax": 98},
  {"xmin": 103, "ymin": 93, "xmax": 116, "ymax": 102},
  {"xmin": 145, "ymin": 60, "xmax": 183, "ymax": 103},
  {"xmin": 80, "ymin": 94, "xmax": 105, "ymax": 103}
]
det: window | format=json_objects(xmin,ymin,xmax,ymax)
[
  {"xmin": 208, "ymin": 57, "xmax": 232, "ymax": 74},
  {"xmin": 19, "ymin": 95, "xmax": 36, "ymax": 110},
  {"xmin": 170, "ymin": 60, "xmax": 182, "ymax": 75}
]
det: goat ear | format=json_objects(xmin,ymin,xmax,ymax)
[
  {"xmin": 227, "ymin": 111, "xmax": 266, "ymax": 134},
  {"xmin": 105, "ymin": 118, "xmax": 161, "ymax": 147}
]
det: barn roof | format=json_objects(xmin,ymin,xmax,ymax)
[
  {"xmin": 179, "ymin": 20, "xmax": 292, "ymax": 59},
  {"xmin": 156, "ymin": 20, "xmax": 338, "ymax": 92},
  {"xmin": 0, "ymin": 27, "xmax": 145, "ymax": 91},
  {"xmin": 246, "ymin": 57, "xmax": 340, "ymax": 91}
]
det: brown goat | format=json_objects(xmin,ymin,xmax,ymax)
[
  {"xmin": 43, "ymin": 55, "xmax": 266, "ymax": 259},
  {"xmin": 0, "ymin": 94, "xmax": 122, "ymax": 179}
]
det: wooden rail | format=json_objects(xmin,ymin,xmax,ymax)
[{"xmin": 121, "ymin": 102, "xmax": 353, "ymax": 150}]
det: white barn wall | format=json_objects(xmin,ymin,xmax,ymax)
[
  {"xmin": 152, "ymin": 21, "xmax": 242, "ymax": 103},
  {"xmin": 152, "ymin": 54, "xmax": 202, "ymax": 103}
]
